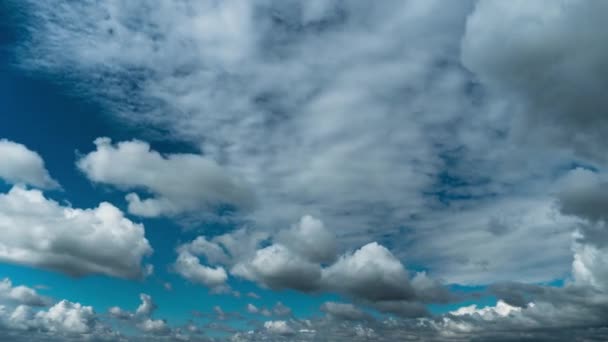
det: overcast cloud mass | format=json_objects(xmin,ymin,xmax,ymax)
[{"xmin": 1, "ymin": 0, "xmax": 607, "ymax": 340}]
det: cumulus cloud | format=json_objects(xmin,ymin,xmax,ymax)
[
  {"xmin": 321, "ymin": 242, "xmax": 414, "ymax": 302},
  {"xmin": 77, "ymin": 138, "xmax": 255, "ymax": 219},
  {"xmin": 0, "ymin": 139, "xmax": 59, "ymax": 189},
  {"xmin": 0, "ymin": 186, "xmax": 152, "ymax": 279},
  {"xmin": 178, "ymin": 216, "xmax": 448, "ymax": 316},
  {"xmin": 0, "ymin": 278, "xmax": 51, "ymax": 307},
  {"xmin": 263, "ymin": 320, "xmax": 293, "ymax": 335},
  {"xmin": 0, "ymin": 299, "xmax": 117, "ymax": 340},
  {"xmin": 232, "ymin": 244, "xmax": 322, "ymax": 292},
  {"xmin": 276, "ymin": 215, "xmax": 337, "ymax": 264},
  {"xmin": 107, "ymin": 293, "xmax": 175, "ymax": 338},
  {"xmin": 174, "ymin": 244, "xmax": 229, "ymax": 289},
  {"xmin": 135, "ymin": 294, "xmax": 156, "ymax": 317}
]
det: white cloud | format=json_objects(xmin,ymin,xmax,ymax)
[
  {"xmin": 77, "ymin": 137, "xmax": 255, "ymax": 218},
  {"xmin": 0, "ymin": 139, "xmax": 59, "ymax": 189},
  {"xmin": 263, "ymin": 320, "xmax": 293, "ymax": 335},
  {"xmin": 321, "ymin": 242, "xmax": 413, "ymax": 302},
  {"xmin": 173, "ymin": 248, "xmax": 228, "ymax": 288},
  {"xmin": 0, "ymin": 278, "xmax": 50, "ymax": 307},
  {"xmin": 449, "ymin": 300, "xmax": 521, "ymax": 318},
  {"xmin": 137, "ymin": 318, "xmax": 170, "ymax": 335},
  {"xmin": 0, "ymin": 186, "xmax": 152, "ymax": 279},
  {"xmin": 35, "ymin": 300, "xmax": 97, "ymax": 334},
  {"xmin": 135, "ymin": 294, "xmax": 156, "ymax": 317}
]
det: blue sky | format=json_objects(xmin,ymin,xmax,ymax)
[{"xmin": 1, "ymin": 1, "xmax": 608, "ymax": 341}]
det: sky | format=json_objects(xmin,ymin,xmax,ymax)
[{"xmin": 0, "ymin": 0, "xmax": 607, "ymax": 341}]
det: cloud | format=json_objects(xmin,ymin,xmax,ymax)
[
  {"xmin": 136, "ymin": 318, "xmax": 170, "ymax": 336},
  {"xmin": 0, "ymin": 139, "xmax": 59, "ymax": 189},
  {"xmin": 232, "ymin": 244, "xmax": 322, "ymax": 292},
  {"xmin": 17, "ymin": 0, "xmax": 477, "ymax": 244},
  {"xmin": 246, "ymin": 304, "xmax": 258, "ymax": 314},
  {"xmin": 0, "ymin": 300, "xmax": 117, "ymax": 340},
  {"xmin": 173, "ymin": 245, "xmax": 229, "ymax": 289},
  {"xmin": 276, "ymin": 215, "xmax": 337, "ymax": 264},
  {"xmin": 321, "ymin": 242, "xmax": 415, "ymax": 302},
  {"xmin": 135, "ymin": 294, "xmax": 156, "ymax": 317},
  {"xmin": 320, "ymin": 302, "xmax": 371, "ymax": 321},
  {"xmin": 263, "ymin": 320, "xmax": 293, "ymax": 335},
  {"xmin": 77, "ymin": 138, "xmax": 255, "ymax": 219},
  {"xmin": 0, "ymin": 278, "xmax": 50, "ymax": 307},
  {"xmin": 462, "ymin": 0, "xmax": 608, "ymax": 162},
  {"xmin": 178, "ymin": 216, "xmax": 448, "ymax": 316},
  {"xmin": 0, "ymin": 185, "xmax": 152, "ymax": 279}
]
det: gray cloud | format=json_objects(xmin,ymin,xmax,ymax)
[{"xmin": 462, "ymin": 0, "xmax": 608, "ymax": 163}]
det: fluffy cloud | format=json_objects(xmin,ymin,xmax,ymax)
[
  {"xmin": 321, "ymin": 242, "xmax": 414, "ymax": 302},
  {"xmin": 106, "ymin": 293, "xmax": 175, "ymax": 338},
  {"xmin": 135, "ymin": 294, "xmax": 156, "ymax": 317},
  {"xmin": 263, "ymin": 320, "xmax": 293, "ymax": 335},
  {"xmin": 0, "ymin": 278, "xmax": 50, "ymax": 307},
  {"xmin": 77, "ymin": 138, "xmax": 255, "ymax": 219},
  {"xmin": 174, "ymin": 245, "xmax": 229, "ymax": 289},
  {"xmin": 0, "ymin": 186, "xmax": 152, "ymax": 279},
  {"xmin": 233, "ymin": 244, "xmax": 322, "ymax": 292},
  {"xmin": 0, "ymin": 139, "xmax": 59, "ymax": 189},
  {"xmin": 0, "ymin": 299, "xmax": 117, "ymax": 340},
  {"xmin": 178, "ymin": 216, "xmax": 447, "ymax": 316}
]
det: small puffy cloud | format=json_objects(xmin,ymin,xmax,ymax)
[
  {"xmin": 137, "ymin": 318, "xmax": 170, "ymax": 335},
  {"xmin": 0, "ymin": 139, "xmax": 59, "ymax": 189},
  {"xmin": 174, "ymin": 247, "xmax": 228, "ymax": 288},
  {"xmin": 272, "ymin": 302, "xmax": 292, "ymax": 317},
  {"xmin": 263, "ymin": 320, "xmax": 293, "ymax": 335},
  {"xmin": 0, "ymin": 278, "xmax": 51, "ymax": 307},
  {"xmin": 77, "ymin": 138, "xmax": 255, "ymax": 218},
  {"xmin": 135, "ymin": 294, "xmax": 157, "ymax": 317},
  {"xmin": 108, "ymin": 306, "xmax": 133, "ymax": 320},
  {"xmin": 0, "ymin": 186, "xmax": 152, "ymax": 279},
  {"xmin": 246, "ymin": 304, "xmax": 258, "ymax": 314},
  {"xmin": 246, "ymin": 292, "xmax": 260, "ymax": 299}
]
